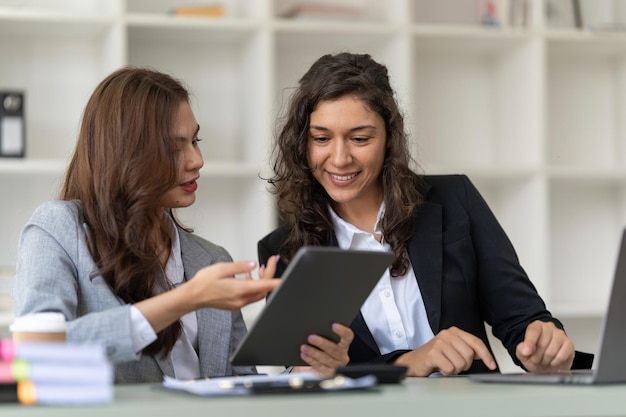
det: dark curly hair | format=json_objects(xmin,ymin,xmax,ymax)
[{"xmin": 267, "ymin": 52, "xmax": 424, "ymax": 276}]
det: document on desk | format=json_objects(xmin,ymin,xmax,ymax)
[{"xmin": 162, "ymin": 372, "xmax": 377, "ymax": 396}]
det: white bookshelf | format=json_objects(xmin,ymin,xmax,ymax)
[{"xmin": 0, "ymin": 0, "xmax": 623, "ymax": 368}]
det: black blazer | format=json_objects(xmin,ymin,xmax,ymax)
[{"xmin": 258, "ymin": 175, "xmax": 593, "ymax": 373}]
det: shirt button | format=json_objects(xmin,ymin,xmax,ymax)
[
  {"xmin": 383, "ymin": 290, "xmax": 391, "ymax": 298},
  {"xmin": 395, "ymin": 330, "xmax": 404, "ymax": 338}
]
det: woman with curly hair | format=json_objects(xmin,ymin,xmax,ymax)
[{"xmin": 259, "ymin": 52, "xmax": 593, "ymax": 377}]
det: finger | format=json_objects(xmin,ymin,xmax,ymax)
[
  {"xmin": 436, "ymin": 346, "xmax": 469, "ymax": 375},
  {"xmin": 438, "ymin": 336, "xmax": 485, "ymax": 374},
  {"xmin": 208, "ymin": 260, "xmax": 257, "ymax": 278},
  {"xmin": 305, "ymin": 328, "xmax": 351, "ymax": 367},
  {"xmin": 532, "ymin": 329, "xmax": 556, "ymax": 366},
  {"xmin": 518, "ymin": 321, "xmax": 543, "ymax": 358},
  {"xmin": 457, "ymin": 330, "xmax": 497, "ymax": 370},
  {"xmin": 550, "ymin": 339, "xmax": 575, "ymax": 369},
  {"xmin": 332, "ymin": 323, "xmax": 355, "ymax": 348},
  {"xmin": 306, "ymin": 324, "xmax": 353, "ymax": 354},
  {"xmin": 528, "ymin": 326, "xmax": 574, "ymax": 369},
  {"xmin": 300, "ymin": 348, "xmax": 335, "ymax": 378},
  {"xmin": 242, "ymin": 278, "xmax": 281, "ymax": 294},
  {"xmin": 260, "ymin": 255, "xmax": 279, "ymax": 280},
  {"xmin": 229, "ymin": 278, "xmax": 280, "ymax": 304},
  {"xmin": 306, "ymin": 334, "xmax": 345, "ymax": 360},
  {"xmin": 300, "ymin": 344, "xmax": 340, "ymax": 375}
]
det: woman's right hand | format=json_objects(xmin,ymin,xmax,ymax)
[
  {"xmin": 188, "ymin": 256, "xmax": 280, "ymax": 311},
  {"xmin": 394, "ymin": 326, "xmax": 497, "ymax": 376},
  {"xmin": 135, "ymin": 257, "xmax": 280, "ymax": 334}
]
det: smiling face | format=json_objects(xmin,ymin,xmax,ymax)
[
  {"xmin": 159, "ymin": 101, "xmax": 204, "ymax": 209},
  {"xmin": 307, "ymin": 95, "xmax": 386, "ymax": 217}
]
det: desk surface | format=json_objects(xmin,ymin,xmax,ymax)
[{"xmin": 2, "ymin": 376, "xmax": 626, "ymax": 417}]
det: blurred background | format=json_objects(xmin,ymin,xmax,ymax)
[{"xmin": 1, "ymin": 0, "xmax": 624, "ymax": 371}]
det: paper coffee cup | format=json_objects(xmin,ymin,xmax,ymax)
[{"xmin": 10, "ymin": 312, "xmax": 67, "ymax": 343}]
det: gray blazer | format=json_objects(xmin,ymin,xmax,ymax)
[{"xmin": 12, "ymin": 200, "xmax": 254, "ymax": 383}]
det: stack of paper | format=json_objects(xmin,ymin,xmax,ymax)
[
  {"xmin": 0, "ymin": 339, "xmax": 113, "ymax": 405},
  {"xmin": 163, "ymin": 372, "xmax": 377, "ymax": 396}
]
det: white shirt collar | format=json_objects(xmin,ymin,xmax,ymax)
[
  {"xmin": 164, "ymin": 216, "xmax": 185, "ymax": 287},
  {"xmin": 329, "ymin": 202, "xmax": 386, "ymax": 250}
]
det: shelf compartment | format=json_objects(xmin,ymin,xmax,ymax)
[
  {"xmin": 0, "ymin": 0, "xmax": 119, "ymax": 15},
  {"xmin": 128, "ymin": 23, "xmax": 270, "ymax": 165},
  {"xmin": 547, "ymin": 36, "xmax": 626, "ymax": 170},
  {"xmin": 412, "ymin": 34, "xmax": 542, "ymax": 170},
  {"xmin": 411, "ymin": 0, "xmax": 532, "ymax": 30},
  {"xmin": 548, "ymin": 178, "xmax": 626, "ymax": 313},
  {"xmin": 412, "ymin": 0, "xmax": 486, "ymax": 26},
  {"xmin": 0, "ymin": 22, "xmax": 122, "ymax": 160}
]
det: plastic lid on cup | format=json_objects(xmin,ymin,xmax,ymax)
[{"xmin": 9, "ymin": 312, "xmax": 67, "ymax": 333}]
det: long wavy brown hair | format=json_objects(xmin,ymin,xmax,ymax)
[
  {"xmin": 60, "ymin": 66, "xmax": 190, "ymax": 357},
  {"xmin": 268, "ymin": 52, "xmax": 424, "ymax": 277}
]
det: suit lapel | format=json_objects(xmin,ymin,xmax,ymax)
[
  {"xmin": 153, "ymin": 351, "xmax": 175, "ymax": 378},
  {"xmin": 407, "ymin": 201, "xmax": 443, "ymax": 333},
  {"xmin": 178, "ymin": 230, "xmax": 231, "ymax": 377},
  {"xmin": 196, "ymin": 308, "xmax": 230, "ymax": 377}
]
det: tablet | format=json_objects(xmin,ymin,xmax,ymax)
[{"xmin": 230, "ymin": 246, "xmax": 394, "ymax": 366}]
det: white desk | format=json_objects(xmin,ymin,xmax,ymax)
[{"xmin": 2, "ymin": 376, "xmax": 626, "ymax": 417}]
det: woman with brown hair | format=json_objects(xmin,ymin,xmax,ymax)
[
  {"xmin": 13, "ymin": 66, "xmax": 352, "ymax": 383},
  {"xmin": 259, "ymin": 52, "xmax": 593, "ymax": 377}
]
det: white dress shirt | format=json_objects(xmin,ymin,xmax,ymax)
[
  {"xmin": 329, "ymin": 204, "xmax": 435, "ymax": 354},
  {"xmin": 129, "ymin": 220, "xmax": 201, "ymax": 379}
]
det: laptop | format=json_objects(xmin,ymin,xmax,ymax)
[
  {"xmin": 230, "ymin": 246, "xmax": 394, "ymax": 366},
  {"xmin": 470, "ymin": 228, "xmax": 626, "ymax": 384}
]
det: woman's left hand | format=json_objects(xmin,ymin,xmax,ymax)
[
  {"xmin": 292, "ymin": 323, "xmax": 354, "ymax": 378},
  {"xmin": 516, "ymin": 320, "xmax": 575, "ymax": 372}
]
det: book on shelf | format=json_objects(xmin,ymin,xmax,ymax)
[
  {"xmin": 572, "ymin": 0, "xmax": 582, "ymax": 29},
  {"xmin": 279, "ymin": 2, "xmax": 365, "ymax": 21},
  {"xmin": 477, "ymin": 0, "xmax": 531, "ymax": 29},
  {"xmin": 507, "ymin": 0, "xmax": 531, "ymax": 28},
  {"xmin": 547, "ymin": 0, "xmax": 626, "ymax": 32},
  {"xmin": 545, "ymin": 0, "xmax": 583, "ymax": 29},
  {"xmin": 169, "ymin": 3, "xmax": 225, "ymax": 18}
]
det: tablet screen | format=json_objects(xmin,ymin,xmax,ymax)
[{"xmin": 230, "ymin": 246, "xmax": 394, "ymax": 366}]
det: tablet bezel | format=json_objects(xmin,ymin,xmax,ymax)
[{"xmin": 230, "ymin": 246, "xmax": 394, "ymax": 366}]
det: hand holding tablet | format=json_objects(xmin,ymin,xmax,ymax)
[{"xmin": 230, "ymin": 246, "xmax": 394, "ymax": 366}]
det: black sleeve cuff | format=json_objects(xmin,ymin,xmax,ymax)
[{"xmin": 571, "ymin": 350, "xmax": 594, "ymax": 370}]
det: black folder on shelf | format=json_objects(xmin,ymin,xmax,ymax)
[{"xmin": 0, "ymin": 91, "xmax": 25, "ymax": 157}]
